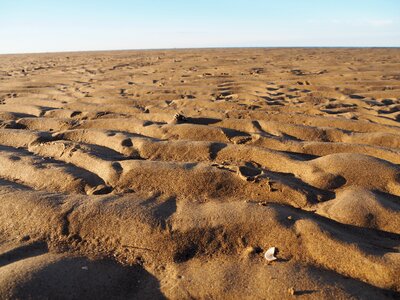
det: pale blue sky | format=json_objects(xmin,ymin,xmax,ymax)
[{"xmin": 0, "ymin": 0, "xmax": 399, "ymax": 54}]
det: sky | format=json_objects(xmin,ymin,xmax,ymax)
[{"xmin": 0, "ymin": 0, "xmax": 399, "ymax": 54}]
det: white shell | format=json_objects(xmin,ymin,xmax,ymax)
[{"xmin": 264, "ymin": 247, "xmax": 277, "ymax": 261}]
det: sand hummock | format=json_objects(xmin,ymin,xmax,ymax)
[{"xmin": 0, "ymin": 48, "xmax": 399, "ymax": 299}]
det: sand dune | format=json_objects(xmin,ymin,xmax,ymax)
[{"xmin": 0, "ymin": 48, "xmax": 399, "ymax": 299}]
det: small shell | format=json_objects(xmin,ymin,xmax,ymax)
[
  {"xmin": 264, "ymin": 247, "xmax": 277, "ymax": 262},
  {"xmin": 170, "ymin": 113, "xmax": 187, "ymax": 124}
]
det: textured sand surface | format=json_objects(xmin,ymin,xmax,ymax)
[{"xmin": 0, "ymin": 48, "xmax": 400, "ymax": 299}]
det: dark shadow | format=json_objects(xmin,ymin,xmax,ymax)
[
  {"xmin": 172, "ymin": 226, "xmax": 232, "ymax": 263},
  {"xmin": 186, "ymin": 117, "xmax": 221, "ymax": 125},
  {"xmin": 154, "ymin": 196, "xmax": 177, "ymax": 230},
  {"xmin": 306, "ymin": 264, "xmax": 400, "ymax": 299},
  {"xmin": 372, "ymin": 190, "xmax": 400, "ymax": 210},
  {"xmin": 265, "ymin": 169, "xmax": 337, "ymax": 203},
  {"xmin": 0, "ymin": 145, "xmax": 110, "ymax": 194},
  {"xmin": 209, "ymin": 143, "xmax": 227, "ymax": 160},
  {"xmin": 294, "ymin": 290, "xmax": 317, "ymax": 296},
  {"xmin": 173, "ymin": 243, "xmax": 198, "ymax": 263},
  {"xmin": 0, "ymin": 178, "xmax": 33, "ymax": 190},
  {"xmin": 268, "ymin": 202, "xmax": 400, "ymax": 256},
  {"xmin": 220, "ymin": 127, "xmax": 251, "ymax": 139},
  {"xmin": 281, "ymin": 150, "xmax": 319, "ymax": 161},
  {"xmin": 349, "ymin": 94, "xmax": 366, "ymax": 99},
  {"xmin": 0, "ymin": 241, "xmax": 48, "ymax": 267},
  {"xmin": 9, "ymin": 257, "xmax": 166, "ymax": 300}
]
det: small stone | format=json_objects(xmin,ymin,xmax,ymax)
[
  {"xmin": 288, "ymin": 287, "xmax": 295, "ymax": 295},
  {"xmin": 170, "ymin": 113, "xmax": 187, "ymax": 124},
  {"xmin": 242, "ymin": 246, "xmax": 262, "ymax": 257},
  {"xmin": 20, "ymin": 235, "xmax": 30, "ymax": 242},
  {"xmin": 243, "ymin": 246, "xmax": 256, "ymax": 256}
]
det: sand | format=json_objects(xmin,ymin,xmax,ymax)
[{"xmin": 0, "ymin": 48, "xmax": 399, "ymax": 299}]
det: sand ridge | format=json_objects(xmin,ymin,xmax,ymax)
[{"xmin": 0, "ymin": 48, "xmax": 399, "ymax": 299}]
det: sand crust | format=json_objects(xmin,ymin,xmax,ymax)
[{"xmin": 0, "ymin": 48, "xmax": 399, "ymax": 299}]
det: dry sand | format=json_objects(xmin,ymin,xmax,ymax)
[{"xmin": 0, "ymin": 48, "xmax": 399, "ymax": 299}]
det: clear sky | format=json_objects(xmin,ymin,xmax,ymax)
[{"xmin": 0, "ymin": 0, "xmax": 399, "ymax": 54}]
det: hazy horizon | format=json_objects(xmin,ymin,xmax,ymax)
[
  {"xmin": 2, "ymin": 46, "xmax": 400, "ymax": 56},
  {"xmin": 1, "ymin": 0, "xmax": 399, "ymax": 54}
]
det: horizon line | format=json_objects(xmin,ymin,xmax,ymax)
[{"xmin": 1, "ymin": 45, "xmax": 400, "ymax": 56}]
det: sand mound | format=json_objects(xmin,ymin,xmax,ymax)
[{"xmin": 0, "ymin": 48, "xmax": 399, "ymax": 299}]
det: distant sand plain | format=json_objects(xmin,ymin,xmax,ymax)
[{"xmin": 0, "ymin": 48, "xmax": 399, "ymax": 299}]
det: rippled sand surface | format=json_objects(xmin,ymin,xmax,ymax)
[{"xmin": 0, "ymin": 48, "xmax": 400, "ymax": 299}]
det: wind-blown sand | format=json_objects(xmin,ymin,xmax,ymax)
[{"xmin": 0, "ymin": 48, "xmax": 399, "ymax": 299}]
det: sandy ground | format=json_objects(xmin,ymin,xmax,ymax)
[{"xmin": 0, "ymin": 48, "xmax": 399, "ymax": 299}]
